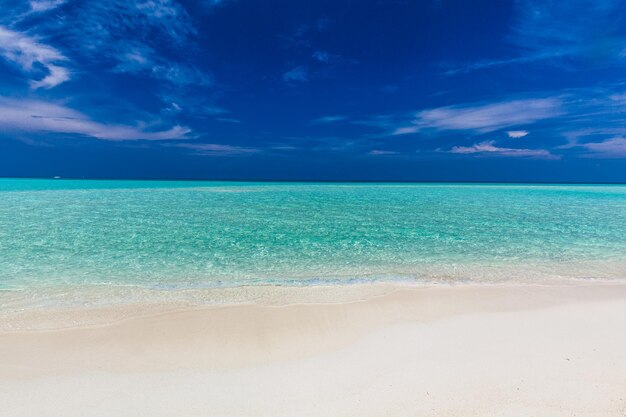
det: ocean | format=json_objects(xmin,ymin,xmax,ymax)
[{"xmin": 1, "ymin": 179, "xmax": 625, "ymax": 310}]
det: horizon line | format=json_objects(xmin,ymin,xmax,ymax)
[{"xmin": 1, "ymin": 176, "xmax": 625, "ymax": 185}]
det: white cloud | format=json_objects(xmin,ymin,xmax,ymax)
[
  {"xmin": 0, "ymin": 26, "xmax": 70, "ymax": 89},
  {"xmin": 392, "ymin": 126, "xmax": 419, "ymax": 135},
  {"xmin": 162, "ymin": 102, "xmax": 182, "ymax": 114},
  {"xmin": 507, "ymin": 130, "xmax": 529, "ymax": 138},
  {"xmin": 448, "ymin": 140, "xmax": 557, "ymax": 159},
  {"xmin": 0, "ymin": 97, "xmax": 190, "ymax": 141},
  {"xmin": 136, "ymin": 0, "xmax": 180, "ymax": 19},
  {"xmin": 29, "ymin": 0, "xmax": 67, "ymax": 13},
  {"xmin": 414, "ymin": 98, "xmax": 562, "ymax": 133},
  {"xmin": 25, "ymin": 0, "xmax": 210, "ymax": 90},
  {"xmin": 30, "ymin": 64, "xmax": 70, "ymax": 89},
  {"xmin": 580, "ymin": 137, "xmax": 626, "ymax": 158},
  {"xmin": 378, "ymin": 86, "xmax": 626, "ymax": 144}
]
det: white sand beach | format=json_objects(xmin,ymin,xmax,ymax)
[{"xmin": 1, "ymin": 283, "xmax": 626, "ymax": 417}]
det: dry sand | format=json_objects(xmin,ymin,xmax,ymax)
[{"xmin": 1, "ymin": 283, "xmax": 626, "ymax": 417}]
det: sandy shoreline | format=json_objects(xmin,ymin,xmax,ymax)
[{"xmin": 1, "ymin": 283, "xmax": 626, "ymax": 416}]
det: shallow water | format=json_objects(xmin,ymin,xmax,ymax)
[{"xmin": 1, "ymin": 179, "xmax": 625, "ymax": 308}]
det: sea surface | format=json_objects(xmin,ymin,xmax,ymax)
[{"xmin": 1, "ymin": 179, "xmax": 625, "ymax": 310}]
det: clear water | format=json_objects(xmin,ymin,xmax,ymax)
[{"xmin": 1, "ymin": 179, "xmax": 625, "ymax": 303}]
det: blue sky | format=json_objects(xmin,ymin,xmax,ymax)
[{"xmin": 1, "ymin": 0, "xmax": 625, "ymax": 181}]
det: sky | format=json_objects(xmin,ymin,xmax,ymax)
[{"xmin": 1, "ymin": 0, "xmax": 626, "ymax": 182}]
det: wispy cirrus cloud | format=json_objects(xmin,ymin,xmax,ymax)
[
  {"xmin": 17, "ymin": 0, "xmax": 195, "ymax": 50},
  {"xmin": 280, "ymin": 18, "xmax": 348, "ymax": 85},
  {"xmin": 578, "ymin": 137, "xmax": 626, "ymax": 158},
  {"xmin": 448, "ymin": 140, "xmax": 557, "ymax": 159},
  {"xmin": 282, "ymin": 66, "xmax": 309, "ymax": 83},
  {"xmin": 202, "ymin": 0, "xmax": 234, "ymax": 8},
  {"xmin": 175, "ymin": 143, "xmax": 259, "ymax": 156},
  {"xmin": 446, "ymin": 0, "xmax": 626, "ymax": 75},
  {"xmin": 216, "ymin": 117, "xmax": 241, "ymax": 123},
  {"xmin": 368, "ymin": 150, "xmax": 398, "ymax": 156},
  {"xmin": 28, "ymin": 0, "xmax": 66, "ymax": 13},
  {"xmin": 113, "ymin": 42, "xmax": 213, "ymax": 87},
  {"xmin": 152, "ymin": 64, "xmax": 213, "ymax": 87},
  {"xmin": 309, "ymin": 115, "xmax": 347, "ymax": 124},
  {"xmin": 393, "ymin": 98, "xmax": 563, "ymax": 135},
  {"xmin": 443, "ymin": 53, "xmax": 567, "ymax": 76},
  {"xmin": 1, "ymin": 0, "xmax": 218, "ymax": 122},
  {"xmin": 509, "ymin": 0, "xmax": 623, "ymax": 58},
  {"xmin": 0, "ymin": 26, "xmax": 70, "ymax": 89},
  {"xmin": 282, "ymin": 54, "xmax": 349, "ymax": 85},
  {"xmin": 0, "ymin": 97, "xmax": 190, "ymax": 141},
  {"xmin": 0, "ymin": 0, "xmax": 68, "ymax": 20},
  {"xmin": 23, "ymin": 0, "xmax": 212, "ymax": 89},
  {"xmin": 311, "ymin": 50, "xmax": 344, "ymax": 65},
  {"xmin": 312, "ymin": 51, "xmax": 331, "ymax": 63},
  {"xmin": 159, "ymin": 94, "xmax": 227, "ymax": 116}
]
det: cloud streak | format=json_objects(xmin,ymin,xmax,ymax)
[
  {"xmin": 446, "ymin": 0, "xmax": 626, "ymax": 75},
  {"xmin": 113, "ymin": 43, "xmax": 213, "ymax": 87},
  {"xmin": 0, "ymin": 97, "xmax": 190, "ymax": 141},
  {"xmin": 368, "ymin": 150, "xmax": 398, "ymax": 156},
  {"xmin": 28, "ymin": 0, "xmax": 67, "ymax": 12},
  {"xmin": 333, "ymin": 85, "xmax": 626, "ymax": 161},
  {"xmin": 579, "ymin": 137, "xmax": 626, "ymax": 158},
  {"xmin": 0, "ymin": 26, "xmax": 70, "ymax": 89},
  {"xmin": 393, "ymin": 98, "xmax": 562, "ymax": 135},
  {"xmin": 22, "ymin": 0, "xmax": 212, "ymax": 91},
  {"xmin": 448, "ymin": 141, "xmax": 557, "ymax": 159},
  {"xmin": 309, "ymin": 115, "xmax": 347, "ymax": 125},
  {"xmin": 175, "ymin": 143, "xmax": 259, "ymax": 156}
]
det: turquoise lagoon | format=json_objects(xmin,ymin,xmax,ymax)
[{"xmin": 1, "ymin": 179, "xmax": 625, "ymax": 308}]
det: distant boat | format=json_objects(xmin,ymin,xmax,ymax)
[{"xmin": 53, "ymin": 176, "xmax": 61, "ymax": 179}]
